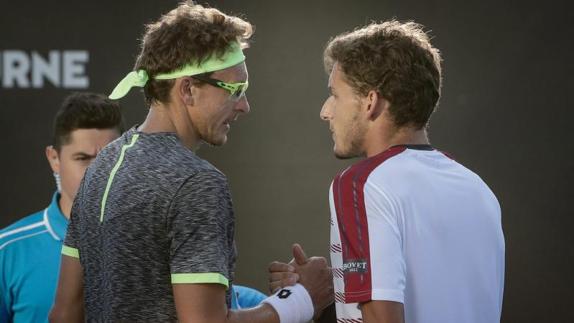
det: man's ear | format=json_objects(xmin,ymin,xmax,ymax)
[
  {"xmin": 46, "ymin": 146, "xmax": 60, "ymax": 174},
  {"xmin": 364, "ymin": 90, "xmax": 390, "ymax": 121},
  {"xmin": 178, "ymin": 77, "xmax": 195, "ymax": 106}
]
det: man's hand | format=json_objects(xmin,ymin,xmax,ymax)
[
  {"xmin": 268, "ymin": 261, "xmax": 298, "ymax": 294},
  {"xmin": 268, "ymin": 244, "xmax": 334, "ymax": 318}
]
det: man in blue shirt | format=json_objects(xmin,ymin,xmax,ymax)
[{"xmin": 0, "ymin": 92, "xmax": 124, "ymax": 322}]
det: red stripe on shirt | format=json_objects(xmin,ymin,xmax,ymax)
[
  {"xmin": 440, "ymin": 150, "xmax": 456, "ymax": 160},
  {"xmin": 333, "ymin": 146, "xmax": 407, "ymax": 303}
]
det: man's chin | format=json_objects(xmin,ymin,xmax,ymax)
[
  {"xmin": 333, "ymin": 146, "xmax": 356, "ymax": 160},
  {"xmin": 206, "ymin": 135, "xmax": 227, "ymax": 146}
]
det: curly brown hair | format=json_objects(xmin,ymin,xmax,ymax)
[
  {"xmin": 134, "ymin": 1, "xmax": 253, "ymax": 106},
  {"xmin": 324, "ymin": 20, "xmax": 442, "ymax": 129}
]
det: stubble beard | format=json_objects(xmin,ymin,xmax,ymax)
[{"xmin": 334, "ymin": 116, "xmax": 366, "ymax": 160}]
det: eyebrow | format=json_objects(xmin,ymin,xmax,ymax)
[{"xmin": 72, "ymin": 152, "xmax": 97, "ymax": 159}]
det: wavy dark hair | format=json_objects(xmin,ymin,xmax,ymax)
[{"xmin": 324, "ymin": 20, "xmax": 442, "ymax": 129}]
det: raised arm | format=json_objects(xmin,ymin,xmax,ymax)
[{"xmin": 173, "ymin": 251, "xmax": 332, "ymax": 323}]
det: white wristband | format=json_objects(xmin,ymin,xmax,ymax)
[{"xmin": 262, "ymin": 283, "xmax": 314, "ymax": 323}]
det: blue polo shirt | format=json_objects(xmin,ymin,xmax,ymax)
[
  {"xmin": 0, "ymin": 193, "xmax": 67, "ymax": 323},
  {"xmin": 231, "ymin": 285, "xmax": 266, "ymax": 309}
]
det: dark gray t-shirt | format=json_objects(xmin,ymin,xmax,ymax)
[{"xmin": 64, "ymin": 127, "xmax": 236, "ymax": 322}]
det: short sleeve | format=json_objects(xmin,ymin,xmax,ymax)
[
  {"xmin": 330, "ymin": 173, "xmax": 405, "ymax": 304},
  {"xmin": 362, "ymin": 181, "xmax": 406, "ymax": 303},
  {"xmin": 167, "ymin": 169, "xmax": 235, "ymax": 288}
]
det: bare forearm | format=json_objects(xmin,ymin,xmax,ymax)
[
  {"xmin": 226, "ymin": 304, "xmax": 279, "ymax": 323},
  {"xmin": 177, "ymin": 303, "xmax": 279, "ymax": 323}
]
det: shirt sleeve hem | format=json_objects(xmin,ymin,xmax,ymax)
[
  {"xmin": 371, "ymin": 288, "xmax": 404, "ymax": 303},
  {"xmin": 171, "ymin": 273, "xmax": 229, "ymax": 289},
  {"xmin": 344, "ymin": 288, "xmax": 404, "ymax": 304},
  {"xmin": 61, "ymin": 245, "xmax": 80, "ymax": 258}
]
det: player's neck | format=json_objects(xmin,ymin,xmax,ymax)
[
  {"xmin": 58, "ymin": 193, "xmax": 72, "ymax": 220},
  {"xmin": 364, "ymin": 126, "xmax": 429, "ymax": 158},
  {"xmin": 139, "ymin": 103, "xmax": 200, "ymax": 149}
]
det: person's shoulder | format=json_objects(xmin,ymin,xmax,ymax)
[
  {"xmin": 0, "ymin": 210, "xmax": 48, "ymax": 251},
  {"xmin": 331, "ymin": 148, "xmax": 407, "ymax": 190},
  {"xmin": 155, "ymin": 153, "xmax": 226, "ymax": 195},
  {"xmin": 0, "ymin": 210, "xmax": 45, "ymax": 234},
  {"xmin": 336, "ymin": 146, "xmax": 410, "ymax": 179},
  {"xmin": 168, "ymin": 163, "xmax": 229, "ymax": 203},
  {"xmin": 135, "ymin": 132, "xmax": 217, "ymax": 175},
  {"xmin": 178, "ymin": 163, "xmax": 229, "ymax": 194},
  {"xmin": 174, "ymin": 146, "xmax": 219, "ymax": 174}
]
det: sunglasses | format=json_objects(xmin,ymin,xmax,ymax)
[{"xmin": 191, "ymin": 74, "xmax": 248, "ymax": 101}]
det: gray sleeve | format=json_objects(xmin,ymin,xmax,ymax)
[{"xmin": 167, "ymin": 169, "xmax": 235, "ymax": 287}]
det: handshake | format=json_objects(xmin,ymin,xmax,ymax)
[{"xmin": 266, "ymin": 244, "xmax": 335, "ymax": 322}]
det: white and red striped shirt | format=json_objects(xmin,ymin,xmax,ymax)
[{"xmin": 329, "ymin": 145, "xmax": 504, "ymax": 323}]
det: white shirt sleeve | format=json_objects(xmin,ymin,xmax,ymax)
[{"xmin": 363, "ymin": 180, "xmax": 406, "ymax": 303}]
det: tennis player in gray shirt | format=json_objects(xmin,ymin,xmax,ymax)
[{"xmin": 50, "ymin": 2, "xmax": 332, "ymax": 323}]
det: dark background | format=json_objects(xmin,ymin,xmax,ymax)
[{"xmin": 1, "ymin": 0, "xmax": 572, "ymax": 321}]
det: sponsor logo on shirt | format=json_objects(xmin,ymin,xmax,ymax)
[{"xmin": 342, "ymin": 259, "xmax": 368, "ymax": 273}]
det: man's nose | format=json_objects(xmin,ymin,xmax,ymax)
[
  {"xmin": 235, "ymin": 96, "xmax": 250, "ymax": 114},
  {"xmin": 320, "ymin": 99, "xmax": 331, "ymax": 121}
]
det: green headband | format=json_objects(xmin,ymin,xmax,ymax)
[{"xmin": 109, "ymin": 42, "xmax": 245, "ymax": 100}]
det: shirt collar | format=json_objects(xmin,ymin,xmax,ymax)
[
  {"xmin": 389, "ymin": 144, "xmax": 434, "ymax": 151},
  {"xmin": 44, "ymin": 192, "xmax": 68, "ymax": 241}
]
